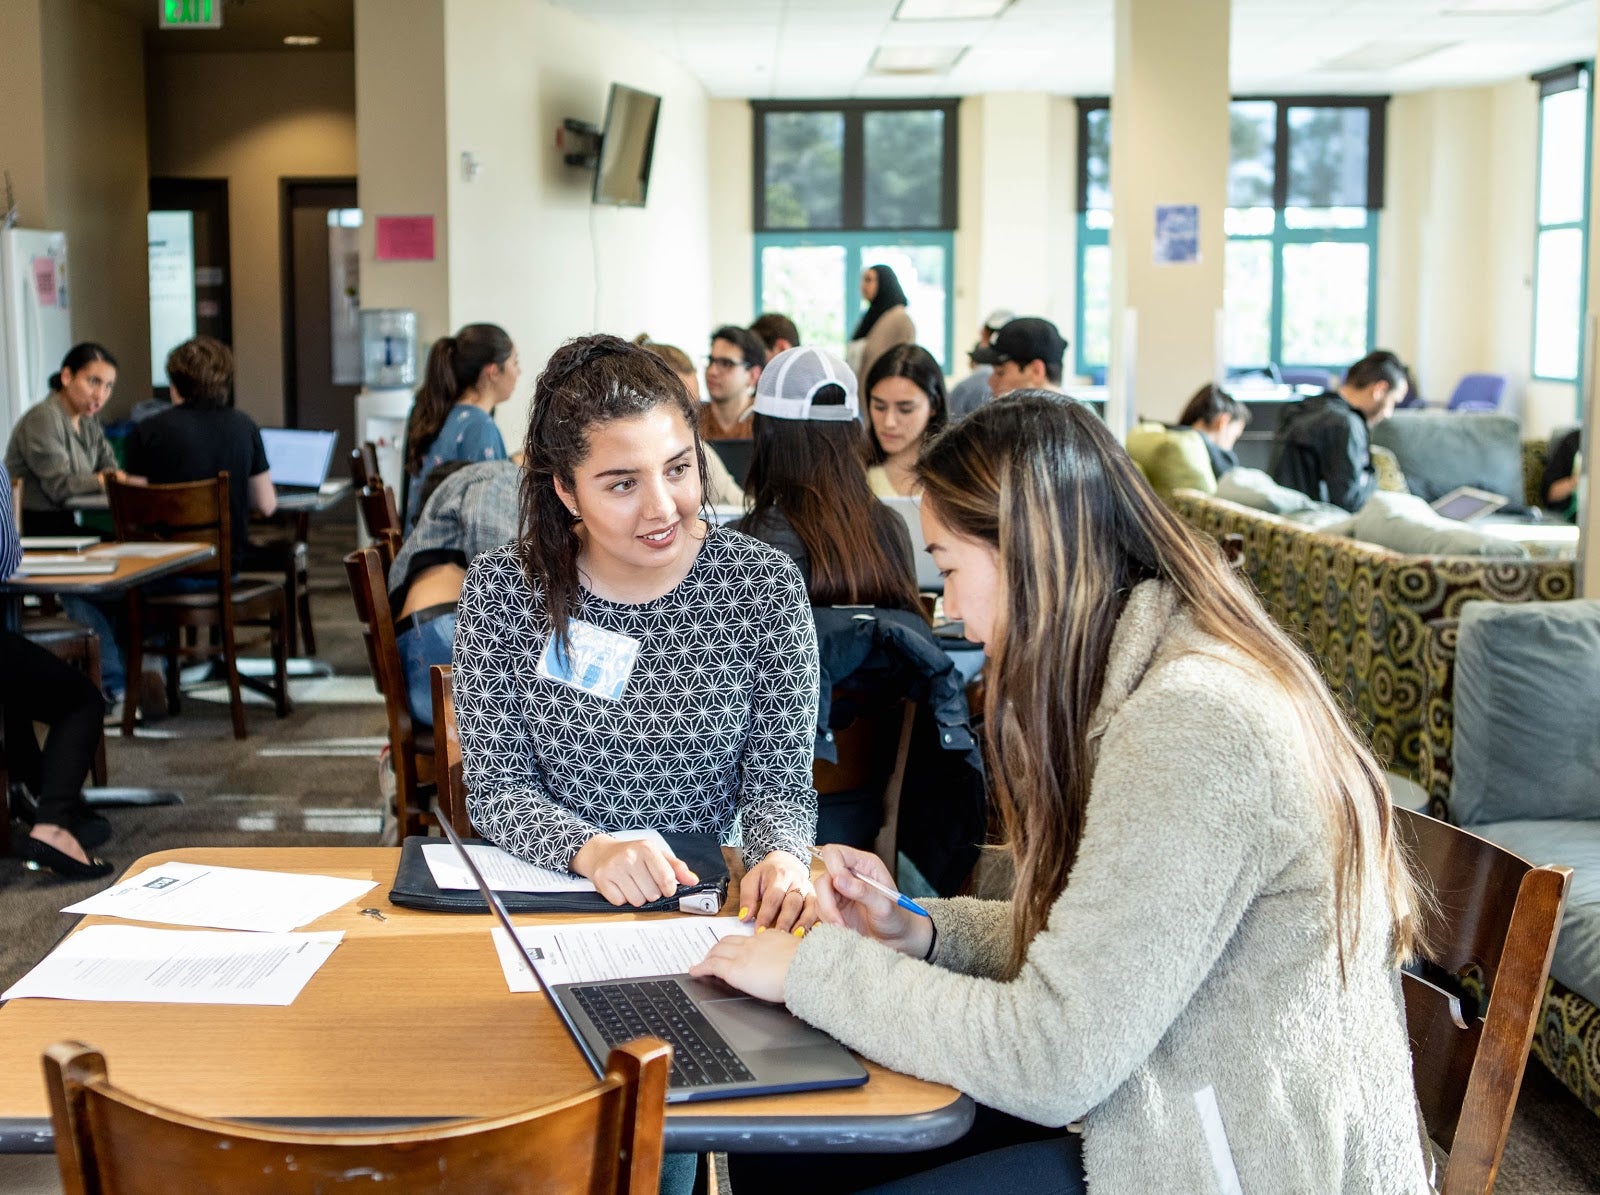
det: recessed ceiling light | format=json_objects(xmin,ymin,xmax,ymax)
[
  {"xmin": 1321, "ymin": 41, "xmax": 1456, "ymax": 71},
  {"xmin": 894, "ymin": 0, "xmax": 1012, "ymax": 18},
  {"xmin": 283, "ymin": 35, "xmax": 322, "ymax": 46},
  {"xmin": 871, "ymin": 45, "xmax": 968, "ymax": 73},
  {"xmin": 1441, "ymin": 0, "xmax": 1573, "ymax": 11}
]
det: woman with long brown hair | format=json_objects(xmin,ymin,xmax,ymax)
[
  {"xmin": 695, "ymin": 392, "xmax": 1431, "ymax": 1193},
  {"xmin": 738, "ymin": 345, "xmax": 922, "ymax": 615}
]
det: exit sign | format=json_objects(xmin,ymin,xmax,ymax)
[{"xmin": 159, "ymin": 0, "xmax": 221, "ymax": 28}]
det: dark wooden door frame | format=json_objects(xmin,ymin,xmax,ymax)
[{"xmin": 279, "ymin": 176, "xmax": 358, "ymax": 428}]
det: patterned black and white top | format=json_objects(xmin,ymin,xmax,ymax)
[{"xmin": 453, "ymin": 528, "xmax": 819, "ymax": 871}]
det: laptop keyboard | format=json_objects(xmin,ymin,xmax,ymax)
[{"xmin": 570, "ymin": 979, "xmax": 756, "ymax": 1089}]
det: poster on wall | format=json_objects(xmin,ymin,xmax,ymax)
[
  {"xmin": 1153, "ymin": 204, "xmax": 1200, "ymax": 266},
  {"xmin": 375, "ymin": 216, "xmax": 435, "ymax": 262},
  {"xmin": 31, "ymin": 257, "xmax": 59, "ymax": 307}
]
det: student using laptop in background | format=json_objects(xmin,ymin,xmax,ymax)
[
  {"xmin": 694, "ymin": 394, "xmax": 1432, "ymax": 1193},
  {"xmin": 452, "ymin": 335, "xmax": 818, "ymax": 931}
]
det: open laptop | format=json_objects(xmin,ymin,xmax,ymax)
[
  {"xmin": 436, "ymin": 814, "xmax": 868, "ymax": 1103},
  {"xmin": 707, "ymin": 439, "xmax": 754, "ymax": 488},
  {"xmin": 880, "ymin": 495, "xmax": 943, "ymax": 594},
  {"xmin": 1430, "ymin": 485, "xmax": 1509, "ymax": 522},
  {"xmin": 261, "ymin": 428, "xmax": 340, "ymax": 494}
]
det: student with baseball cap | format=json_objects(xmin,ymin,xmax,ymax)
[{"xmin": 977, "ymin": 317, "xmax": 1069, "ymax": 399}]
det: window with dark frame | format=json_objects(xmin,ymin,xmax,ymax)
[
  {"xmin": 752, "ymin": 100, "xmax": 959, "ymax": 371},
  {"xmin": 1531, "ymin": 63, "xmax": 1592, "ymax": 386},
  {"xmin": 1074, "ymin": 95, "xmax": 1387, "ymax": 379}
]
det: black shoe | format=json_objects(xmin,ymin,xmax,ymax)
[
  {"xmin": 71, "ymin": 811, "xmax": 113, "ymax": 851},
  {"xmin": 21, "ymin": 837, "xmax": 115, "ymax": 881}
]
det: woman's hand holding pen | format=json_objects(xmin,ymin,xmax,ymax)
[
  {"xmin": 572, "ymin": 834, "xmax": 697, "ymax": 907},
  {"xmin": 739, "ymin": 850, "xmax": 816, "ymax": 931},
  {"xmin": 814, "ymin": 844, "xmax": 933, "ymax": 960}
]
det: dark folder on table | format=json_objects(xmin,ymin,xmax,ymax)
[{"xmin": 388, "ymin": 832, "xmax": 730, "ymax": 915}]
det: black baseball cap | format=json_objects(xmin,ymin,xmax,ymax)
[{"xmin": 972, "ymin": 317, "xmax": 1067, "ymax": 371}]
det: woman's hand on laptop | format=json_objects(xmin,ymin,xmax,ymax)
[
  {"xmin": 739, "ymin": 850, "xmax": 815, "ymax": 932},
  {"xmin": 690, "ymin": 925, "xmax": 800, "ymax": 1004},
  {"xmin": 573, "ymin": 834, "xmax": 698, "ymax": 907}
]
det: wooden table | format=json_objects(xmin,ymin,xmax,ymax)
[
  {"xmin": 0, "ymin": 542, "xmax": 215, "ymax": 605},
  {"xmin": 0, "ymin": 847, "xmax": 973, "ymax": 1155}
]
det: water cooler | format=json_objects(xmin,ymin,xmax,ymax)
[{"xmin": 354, "ymin": 309, "xmax": 417, "ymax": 544}]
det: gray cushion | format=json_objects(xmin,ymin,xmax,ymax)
[
  {"xmin": 1470, "ymin": 818, "xmax": 1600, "ymax": 1009},
  {"xmin": 1370, "ymin": 410, "xmax": 1523, "ymax": 503},
  {"xmin": 1452, "ymin": 600, "xmax": 1600, "ymax": 826},
  {"xmin": 1215, "ymin": 467, "xmax": 1343, "ymax": 517},
  {"xmin": 1344, "ymin": 492, "xmax": 1529, "ymax": 558}
]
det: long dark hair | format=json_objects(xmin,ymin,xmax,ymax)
[
  {"xmin": 517, "ymin": 335, "xmax": 710, "ymax": 655},
  {"xmin": 404, "ymin": 324, "xmax": 514, "ymax": 476},
  {"xmin": 851, "ymin": 263, "xmax": 909, "ymax": 340},
  {"xmin": 1177, "ymin": 384, "xmax": 1249, "ymax": 430},
  {"xmin": 744, "ymin": 401, "xmax": 923, "ymax": 614},
  {"xmin": 863, "ymin": 343, "xmax": 948, "ymax": 465},
  {"xmin": 49, "ymin": 343, "xmax": 118, "ymax": 392},
  {"xmin": 917, "ymin": 392, "xmax": 1422, "ymax": 978}
]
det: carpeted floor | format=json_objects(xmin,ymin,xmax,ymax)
[{"xmin": 2, "ymin": 514, "xmax": 1597, "ymax": 1193}]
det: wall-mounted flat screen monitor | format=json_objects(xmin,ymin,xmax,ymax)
[{"xmin": 593, "ymin": 84, "xmax": 661, "ymax": 207}]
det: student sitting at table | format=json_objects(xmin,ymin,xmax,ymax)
[
  {"xmin": 1, "ymin": 460, "xmax": 115, "ymax": 880},
  {"xmin": 1177, "ymin": 382, "xmax": 1250, "ymax": 482},
  {"xmin": 125, "ymin": 337, "xmax": 276, "ymax": 574},
  {"xmin": 693, "ymin": 393, "xmax": 1432, "ymax": 1193},
  {"xmin": 864, "ymin": 343, "xmax": 949, "ymax": 500},
  {"xmin": 4, "ymin": 343, "xmax": 139, "ymax": 538},
  {"xmin": 402, "ymin": 323, "xmax": 519, "ymax": 532},
  {"xmin": 737, "ymin": 345, "xmax": 921, "ymax": 615},
  {"xmin": 386, "ymin": 458, "xmax": 520, "ymax": 729},
  {"xmin": 452, "ymin": 334, "xmax": 818, "ymax": 930}
]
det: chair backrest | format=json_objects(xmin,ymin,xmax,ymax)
[
  {"xmin": 44, "ymin": 1037, "xmax": 669, "ymax": 1194},
  {"xmin": 813, "ymin": 698, "xmax": 917, "ymax": 879},
  {"xmin": 1395, "ymin": 808, "xmax": 1570, "ymax": 1193},
  {"xmin": 430, "ymin": 663, "xmax": 472, "ymax": 838},
  {"xmin": 350, "ymin": 441, "xmax": 382, "ymax": 489},
  {"xmin": 1447, "ymin": 373, "xmax": 1508, "ymax": 413},
  {"xmin": 9, "ymin": 473, "xmax": 21, "ymax": 526},
  {"xmin": 107, "ymin": 475, "xmax": 231, "ymax": 597},
  {"xmin": 343, "ymin": 545, "xmax": 432, "ymax": 835},
  {"xmin": 359, "ymin": 484, "xmax": 402, "ymax": 542},
  {"xmin": 1279, "ymin": 367, "xmax": 1337, "ymax": 390}
]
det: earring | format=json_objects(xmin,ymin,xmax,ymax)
[{"xmin": 569, "ymin": 508, "xmax": 580, "ymax": 518}]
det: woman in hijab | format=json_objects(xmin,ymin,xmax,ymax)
[{"xmin": 847, "ymin": 263, "xmax": 916, "ymax": 385}]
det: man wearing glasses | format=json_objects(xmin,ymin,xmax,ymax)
[{"xmin": 701, "ymin": 325, "xmax": 767, "ymax": 441}]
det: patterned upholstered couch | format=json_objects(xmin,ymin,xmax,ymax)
[
  {"xmin": 1419, "ymin": 618, "xmax": 1600, "ymax": 1119},
  {"xmin": 1170, "ymin": 491, "xmax": 1576, "ymax": 781}
]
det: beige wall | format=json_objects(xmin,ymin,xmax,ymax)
[
  {"xmin": 42, "ymin": 0, "xmax": 152, "ymax": 417},
  {"xmin": 148, "ymin": 51, "xmax": 357, "ymax": 426},
  {"xmin": 355, "ymin": 0, "xmax": 450, "ymax": 358},
  {"xmin": 707, "ymin": 99, "xmax": 753, "ymax": 330},
  {"xmin": 0, "ymin": 2, "xmax": 49, "ymax": 229},
  {"xmin": 440, "ymin": 0, "xmax": 713, "ymax": 437}
]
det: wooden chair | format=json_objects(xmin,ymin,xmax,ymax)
[
  {"xmin": 1397, "ymin": 807, "xmax": 1571, "ymax": 1193},
  {"xmin": 349, "ymin": 440, "xmax": 381, "ymax": 489},
  {"xmin": 430, "ymin": 663, "xmax": 472, "ymax": 838},
  {"xmin": 344, "ymin": 545, "xmax": 435, "ymax": 838},
  {"xmin": 245, "ymin": 519, "xmax": 315, "ymax": 658},
  {"xmin": 359, "ymin": 483, "xmax": 402, "ymax": 543},
  {"xmin": 813, "ymin": 698, "xmax": 917, "ymax": 880},
  {"xmin": 44, "ymin": 1037, "xmax": 669, "ymax": 1194},
  {"xmin": 107, "ymin": 475, "xmax": 291, "ymax": 741}
]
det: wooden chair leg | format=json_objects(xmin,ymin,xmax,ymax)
[
  {"xmin": 273, "ymin": 601, "xmax": 291, "ymax": 719},
  {"xmin": 82, "ymin": 634, "xmax": 107, "ymax": 786},
  {"xmin": 221, "ymin": 613, "xmax": 248, "ymax": 741},
  {"xmin": 282, "ymin": 559, "xmax": 302, "ymax": 659},
  {"xmin": 297, "ymin": 557, "xmax": 316, "ymax": 657},
  {"xmin": 121, "ymin": 596, "xmax": 144, "ymax": 739}
]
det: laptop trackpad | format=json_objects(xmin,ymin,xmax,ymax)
[{"xmin": 699, "ymin": 994, "xmax": 829, "ymax": 1052}]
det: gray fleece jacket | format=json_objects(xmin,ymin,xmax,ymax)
[{"xmin": 785, "ymin": 582, "xmax": 1430, "ymax": 1194}]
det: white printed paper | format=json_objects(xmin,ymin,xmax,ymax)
[
  {"xmin": 86, "ymin": 542, "xmax": 203, "ymax": 559},
  {"xmin": 492, "ymin": 917, "xmax": 753, "ymax": 993},
  {"xmin": 424, "ymin": 829, "xmax": 669, "ymax": 893},
  {"xmin": 17, "ymin": 555, "xmax": 116, "ymax": 575},
  {"xmin": 1, "ymin": 926, "xmax": 343, "ymax": 1006},
  {"xmin": 62, "ymin": 862, "xmax": 376, "ymax": 933},
  {"xmin": 422, "ymin": 843, "xmax": 597, "ymax": 893},
  {"xmin": 19, "ymin": 537, "xmax": 96, "ymax": 551}
]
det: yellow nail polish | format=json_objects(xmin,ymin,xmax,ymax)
[
  {"xmin": 792, "ymin": 927, "xmax": 805, "ymax": 938},
  {"xmin": 738, "ymin": 906, "xmax": 750, "ymax": 920}
]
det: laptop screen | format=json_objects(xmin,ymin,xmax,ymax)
[{"xmin": 261, "ymin": 428, "xmax": 338, "ymax": 488}]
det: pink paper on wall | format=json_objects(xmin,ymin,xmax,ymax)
[
  {"xmin": 375, "ymin": 216, "xmax": 436, "ymax": 262},
  {"xmin": 32, "ymin": 257, "xmax": 59, "ymax": 307}
]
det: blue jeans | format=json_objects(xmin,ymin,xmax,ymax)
[
  {"xmin": 396, "ymin": 607, "xmax": 456, "ymax": 729},
  {"xmin": 60, "ymin": 595, "xmax": 125, "ymax": 698}
]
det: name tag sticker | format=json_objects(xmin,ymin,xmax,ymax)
[{"xmin": 537, "ymin": 620, "xmax": 640, "ymax": 702}]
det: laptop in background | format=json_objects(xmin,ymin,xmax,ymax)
[
  {"xmin": 435, "ymin": 814, "xmax": 868, "ymax": 1103},
  {"xmin": 880, "ymin": 495, "xmax": 943, "ymax": 594},
  {"xmin": 1430, "ymin": 485, "xmax": 1509, "ymax": 522},
  {"xmin": 708, "ymin": 439, "xmax": 754, "ymax": 488},
  {"xmin": 261, "ymin": 428, "xmax": 339, "ymax": 494}
]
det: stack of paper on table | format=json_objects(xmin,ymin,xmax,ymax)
[
  {"xmin": 493, "ymin": 918, "xmax": 754, "ymax": 993},
  {"xmin": 421, "ymin": 828, "xmax": 671, "ymax": 893},
  {"xmin": 17, "ymin": 555, "xmax": 117, "ymax": 575},
  {"xmin": 61, "ymin": 861, "xmax": 377, "ymax": 932}
]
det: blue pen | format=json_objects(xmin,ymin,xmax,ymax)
[{"xmin": 809, "ymin": 849, "xmax": 931, "ymax": 918}]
